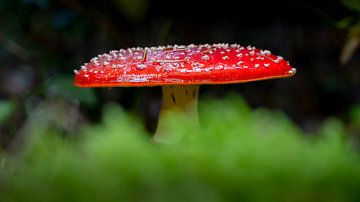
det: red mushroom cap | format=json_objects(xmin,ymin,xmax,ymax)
[{"xmin": 74, "ymin": 44, "xmax": 296, "ymax": 87}]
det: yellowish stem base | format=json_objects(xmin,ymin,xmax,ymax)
[{"xmin": 152, "ymin": 85, "xmax": 199, "ymax": 144}]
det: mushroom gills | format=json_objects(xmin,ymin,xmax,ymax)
[{"xmin": 153, "ymin": 85, "xmax": 199, "ymax": 143}]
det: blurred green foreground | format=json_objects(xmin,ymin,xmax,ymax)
[{"xmin": 1, "ymin": 95, "xmax": 360, "ymax": 202}]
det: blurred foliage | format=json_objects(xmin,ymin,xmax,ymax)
[
  {"xmin": 1, "ymin": 95, "xmax": 360, "ymax": 202},
  {"xmin": 46, "ymin": 76, "xmax": 97, "ymax": 106},
  {"xmin": 0, "ymin": 100, "xmax": 16, "ymax": 125},
  {"xmin": 342, "ymin": 0, "xmax": 360, "ymax": 12},
  {"xmin": 115, "ymin": 0, "xmax": 149, "ymax": 20},
  {"xmin": 349, "ymin": 104, "xmax": 360, "ymax": 148},
  {"xmin": 350, "ymin": 104, "xmax": 360, "ymax": 124},
  {"xmin": 339, "ymin": 0, "xmax": 360, "ymax": 64}
]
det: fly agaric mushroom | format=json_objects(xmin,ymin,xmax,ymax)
[{"xmin": 74, "ymin": 43, "xmax": 296, "ymax": 143}]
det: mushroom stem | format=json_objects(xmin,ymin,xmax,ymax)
[{"xmin": 153, "ymin": 85, "xmax": 199, "ymax": 143}]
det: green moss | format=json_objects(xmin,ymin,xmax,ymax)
[{"xmin": 1, "ymin": 95, "xmax": 360, "ymax": 202}]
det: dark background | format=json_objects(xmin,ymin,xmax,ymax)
[{"xmin": 1, "ymin": 0, "xmax": 359, "ymax": 148}]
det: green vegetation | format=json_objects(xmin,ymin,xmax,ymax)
[
  {"xmin": 1, "ymin": 95, "xmax": 360, "ymax": 202},
  {"xmin": 0, "ymin": 100, "xmax": 15, "ymax": 125}
]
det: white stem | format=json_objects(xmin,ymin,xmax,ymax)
[{"xmin": 153, "ymin": 85, "xmax": 199, "ymax": 144}]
